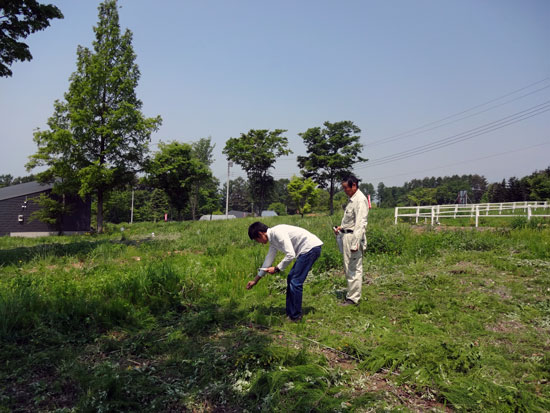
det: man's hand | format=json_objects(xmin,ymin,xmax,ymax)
[
  {"xmin": 333, "ymin": 226, "xmax": 341, "ymax": 235},
  {"xmin": 246, "ymin": 280, "xmax": 257, "ymax": 289},
  {"xmin": 265, "ymin": 266, "xmax": 278, "ymax": 274}
]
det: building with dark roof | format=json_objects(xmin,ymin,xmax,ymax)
[{"xmin": 0, "ymin": 181, "xmax": 91, "ymax": 237}]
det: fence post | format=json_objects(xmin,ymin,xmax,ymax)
[
  {"xmin": 527, "ymin": 205, "xmax": 532, "ymax": 221},
  {"xmin": 499, "ymin": 203, "xmax": 503, "ymax": 215},
  {"xmin": 431, "ymin": 206, "xmax": 435, "ymax": 226},
  {"xmin": 475, "ymin": 205, "xmax": 479, "ymax": 227},
  {"xmin": 454, "ymin": 204, "xmax": 458, "ymax": 218},
  {"xmin": 394, "ymin": 207, "xmax": 398, "ymax": 225},
  {"xmin": 416, "ymin": 206, "xmax": 420, "ymax": 224}
]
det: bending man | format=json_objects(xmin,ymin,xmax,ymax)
[{"xmin": 247, "ymin": 222, "xmax": 323, "ymax": 321}]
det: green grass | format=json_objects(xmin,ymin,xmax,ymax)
[{"xmin": 0, "ymin": 211, "xmax": 549, "ymax": 412}]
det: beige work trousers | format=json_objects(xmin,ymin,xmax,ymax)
[{"xmin": 340, "ymin": 233, "xmax": 363, "ymax": 304}]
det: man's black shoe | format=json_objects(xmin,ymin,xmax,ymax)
[{"xmin": 339, "ymin": 299, "xmax": 358, "ymax": 307}]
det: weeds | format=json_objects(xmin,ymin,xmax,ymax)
[{"xmin": 0, "ymin": 211, "xmax": 549, "ymax": 411}]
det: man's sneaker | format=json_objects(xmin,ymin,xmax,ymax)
[
  {"xmin": 339, "ymin": 299, "xmax": 357, "ymax": 306},
  {"xmin": 287, "ymin": 315, "xmax": 303, "ymax": 322}
]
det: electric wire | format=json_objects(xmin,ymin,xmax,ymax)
[
  {"xmin": 358, "ymin": 101, "xmax": 550, "ymax": 169},
  {"xmin": 365, "ymin": 141, "xmax": 550, "ymax": 182},
  {"xmin": 365, "ymin": 84, "xmax": 550, "ymax": 148},
  {"xmin": 365, "ymin": 76, "xmax": 550, "ymax": 147}
]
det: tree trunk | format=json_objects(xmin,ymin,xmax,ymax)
[
  {"xmin": 190, "ymin": 185, "xmax": 198, "ymax": 220},
  {"xmin": 97, "ymin": 189, "xmax": 104, "ymax": 233},
  {"xmin": 329, "ymin": 178, "xmax": 335, "ymax": 215}
]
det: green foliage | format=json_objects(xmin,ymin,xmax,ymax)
[
  {"xmin": 527, "ymin": 167, "xmax": 550, "ymax": 201},
  {"xmin": 1, "ymin": 211, "xmax": 549, "ymax": 411},
  {"xmin": 223, "ymin": 176, "xmax": 251, "ymax": 212},
  {"xmin": 0, "ymin": 0, "xmax": 63, "ymax": 77},
  {"xmin": 287, "ymin": 175, "xmax": 319, "ymax": 217},
  {"xmin": 268, "ymin": 202, "xmax": 287, "ymax": 216},
  {"xmin": 297, "ymin": 120, "xmax": 365, "ymax": 214},
  {"xmin": 145, "ymin": 140, "xmax": 212, "ymax": 216},
  {"xmin": 407, "ymin": 187, "xmax": 437, "ymax": 206},
  {"xmin": 28, "ymin": 192, "xmax": 73, "ymax": 231},
  {"xmin": 26, "ymin": 0, "xmax": 162, "ymax": 233},
  {"xmin": 223, "ymin": 129, "xmax": 292, "ymax": 214}
]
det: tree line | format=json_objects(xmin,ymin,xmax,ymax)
[
  {"xmin": 3, "ymin": 0, "xmax": 367, "ymax": 232},
  {"xmin": 376, "ymin": 168, "xmax": 550, "ymax": 208},
  {"xmin": 2, "ymin": 1, "xmax": 549, "ymax": 232}
]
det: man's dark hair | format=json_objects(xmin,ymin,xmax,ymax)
[
  {"xmin": 248, "ymin": 221, "xmax": 269, "ymax": 240},
  {"xmin": 342, "ymin": 175, "xmax": 360, "ymax": 187}
]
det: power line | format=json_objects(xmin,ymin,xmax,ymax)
[
  {"xmin": 365, "ymin": 76, "xmax": 550, "ymax": 147},
  {"xmin": 365, "ymin": 84, "xmax": 550, "ymax": 148},
  {"xmin": 363, "ymin": 141, "xmax": 550, "ymax": 183},
  {"xmin": 267, "ymin": 100, "xmax": 550, "ymax": 177},
  {"xmin": 358, "ymin": 101, "xmax": 550, "ymax": 169}
]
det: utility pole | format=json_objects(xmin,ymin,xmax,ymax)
[{"xmin": 225, "ymin": 161, "xmax": 233, "ymax": 219}]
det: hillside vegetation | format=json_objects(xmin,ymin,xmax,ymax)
[{"xmin": 0, "ymin": 210, "xmax": 549, "ymax": 412}]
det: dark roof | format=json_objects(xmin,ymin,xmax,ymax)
[
  {"xmin": 229, "ymin": 210, "xmax": 249, "ymax": 218},
  {"xmin": 0, "ymin": 181, "xmax": 54, "ymax": 201}
]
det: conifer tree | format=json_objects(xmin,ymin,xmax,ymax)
[{"xmin": 27, "ymin": 0, "xmax": 161, "ymax": 232}]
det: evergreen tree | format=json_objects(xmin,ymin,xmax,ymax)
[
  {"xmin": 223, "ymin": 129, "xmax": 291, "ymax": 214},
  {"xmin": 297, "ymin": 121, "xmax": 365, "ymax": 215},
  {"xmin": 26, "ymin": 0, "xmax": 161, "ymax": 232}
]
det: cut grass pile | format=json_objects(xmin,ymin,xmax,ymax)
[{"xmin": 0, "ymin": 211, "xmax": 549, "ymax": 412}]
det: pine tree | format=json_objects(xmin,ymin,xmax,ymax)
[{"xmin": 27, "ymin": 0, "xmax": 161, "ymax": 232}]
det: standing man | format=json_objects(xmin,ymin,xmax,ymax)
[
  {"xmin": 247, "ymin": 222, "xmax": 323, "ymax": 321},
  {"xmin": 333, "ymin": 175, "xmax": 369, "ymax": 306}
]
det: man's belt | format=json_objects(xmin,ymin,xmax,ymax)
[{"xmin": 340, "ymin": 229, "xmax": 354, "ymax": 234}]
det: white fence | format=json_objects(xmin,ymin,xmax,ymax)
[{"xmin": 394, "ymin": 201, "xmax": 550, "ymax": 227}]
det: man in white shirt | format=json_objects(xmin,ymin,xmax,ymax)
[
  {"xmin": 333, "ymin": 175, "xmax": 369, "ymax": 306},
  {"xmin": 246, "ymin": 222, "xmax": 323, "ymax": 321}
]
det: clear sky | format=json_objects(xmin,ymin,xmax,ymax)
[{"xmin": 1, "ymin": 0, "xmax": 549, "ymax": 188}]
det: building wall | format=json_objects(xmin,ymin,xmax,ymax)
[{"xmin": 0, "ymin": 191, "xmax": 91, "ymax": 236}]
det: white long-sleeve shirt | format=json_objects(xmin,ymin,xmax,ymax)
[
  {"xmin": 257, "ymin": 224, "xmax": 323, "ymax": 277},
  {"xmin": 340, "ymin": 189, "xmax": 369, "ymax": 251}
]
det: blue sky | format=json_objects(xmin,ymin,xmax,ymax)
[{"xmin": 1, "ymin": 0, "xmax": 549, "ymax": 188}]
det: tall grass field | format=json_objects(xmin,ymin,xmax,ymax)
[{"xmin": 0, "ymin": 210, "xmax": 549, "ymax": 412}]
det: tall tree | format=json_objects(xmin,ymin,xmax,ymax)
[
  {"xmin": 0, "ymin": 174, "xmax": 13, "ymax": 187},
  {"xmin": 223, "ymin": 129, "xmax": 291, "ymax": 214},
  {"xmin": 222, "ymin": 177, "xmax": 251, "ymax": 212},
  {"xmin": 527, "ymin": 167, "xmax": 550, "ymax": 201},
  {"xmin": 287, "ymin": 176, "xmax": 319, "ymax": 218},
  {"xmin": 0, "ymin": 0, "xmax": 63, "ymax": 77},
  {"xmin": 189, "ymin": 137, "xmax": 215, "ymax": 220},
  {"xmin": 26, "ymin": 0, "xmax": 161, "ymax": 232},
  {"xmin": 145, "ymin": 141, "xmax": 211, "ymax": 216},
  {"xmin": 359, "ymin": 182, "xmax": 375, "ymax": 198},
  {"xmin": 297, "ymin": 121, "xmax": 366, "ymax": 215},
  {"xmin": 407, "ymin": 187, "xmax": 437, "ymax": 206}
]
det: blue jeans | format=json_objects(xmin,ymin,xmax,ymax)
[{"xmin": 286, "ymin": 246, "xmax": 322, "ymax": 320}]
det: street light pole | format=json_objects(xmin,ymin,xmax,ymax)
[{"xmin": 225, "ymin": 161, "xmax": 233, "ymax": 219}]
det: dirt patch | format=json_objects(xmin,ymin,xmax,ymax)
[
  {"xmin": 449, "ymin": 261, "xmax": 481, "ymax": 275},
  {"xmin": 246, "ymin": 324, "xmax": 453, "ymax": 412},
  {"xmin": 486, "ymin": 319, "xmax": 525, "ymax": 333},
  {"xmin": 349, "ymin": 371, "xmax": 453, "ymax": 413}
]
